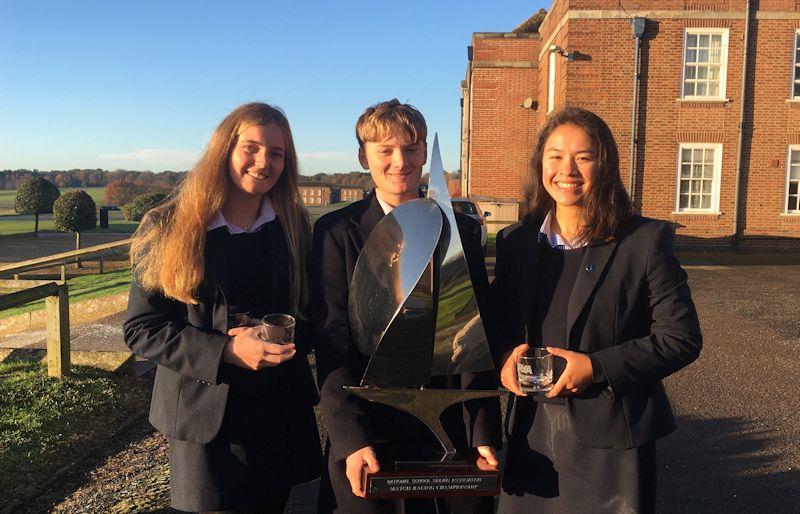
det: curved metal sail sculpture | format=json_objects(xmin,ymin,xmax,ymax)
[{"xmin": 347, "ymin": 134, "xmax": 498, "ymax": 459}]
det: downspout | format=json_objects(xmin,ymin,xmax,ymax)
[
  {"xmin": 628, "ymin": 18, "xmax": 646, "ymax": 202},
  {"xmin": 465, "ymin": 46, "xmax": 474, "ymax": 197},
  {"xmin": 732, "ymin": 0, "xmax": 751, "ymax": 245}
]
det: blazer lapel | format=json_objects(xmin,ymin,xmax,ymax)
[
  {"xmin": 204, "ymin": 229, "xmax": 231, "ymax": 332},
  {"xmin": 266, "ymin": 220, "xmax": 292, "ymax": 313},
  {"xmin": 348, "ymin": 191, "xmax": 385, "ymax": 253},
  {"xmin": 520, "ymin": 225, "xmax": 541, "ymax": 339},
  {"xmin": 566, "ymin": 239, "xmax": 619, "ymax": 347}
]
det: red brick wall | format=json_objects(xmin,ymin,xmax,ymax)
[
  {"xmin": 462, "ymin": 0, "xmax": 800, "ymax": 246},
  {"xmin": 465, "ymin": 34, "xmax": 540, "ymax": 202}
]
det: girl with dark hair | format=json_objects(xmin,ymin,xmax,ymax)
[
  {"xmin": 493, "ymin": 107, "xmax": 702, "ymax": 513},
  {"xmin": 124, "ymin": 103, "xmax": 321, "ymax": 513}
]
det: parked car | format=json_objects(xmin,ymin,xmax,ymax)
[{"xmin": 451, "ymin": 197, "xmax": 490, "ymax": 250}]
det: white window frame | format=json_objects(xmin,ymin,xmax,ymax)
[
  {"xmin": 792, "ymin": 30, "xmax": 800, "ymax": 100},
  {"xmin": 786, "ymin": 145, "xmax": 800, "ymax": 214},
  {"xmin": 547, "ymin": 50, "xmax": 556, "ymax": 113},
  {"xmin": 681, "ymin": 28, "xmax": 729, "ymax": 101},
  {"xmin": 675, "ymin": 143, "xmax": 723, "ymax": 213}
]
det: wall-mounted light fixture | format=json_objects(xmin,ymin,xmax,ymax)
[{"xmin": 548, "ymin": 44, "xmax": 575, "ymax": 61}]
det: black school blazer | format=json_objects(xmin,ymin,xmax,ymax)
[
  {"xmin": 311, "ymin": 191, "xmax": 502, "ymax": 462},
  {"xmin": 492, "ymin": 216, "xmax": 702, "ymax": 450},
  {"xmin": 123, "ymin": 221, "xmax": 319, "ymax": 444}
]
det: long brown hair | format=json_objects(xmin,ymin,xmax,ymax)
[
  {"xmin": 522, "ymin": 107, "xmax": 632, "ymax": 244},
  {"xmin": 130, "ymin": 103, "xmax": 310, "ymax": 317}
]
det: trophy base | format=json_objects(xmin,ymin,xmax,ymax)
[{"xmin": 363, "ymin": 459, "xmax": 500, "ymax": 499}]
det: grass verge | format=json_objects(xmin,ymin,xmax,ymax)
[
  {"xmin": 0, "ymin": 219, "xmax": 137, "ymax": 237},
  {"xmin": 0, "ymin": 268, "xmax": 132, "ymax": 320},
  {"xmin": 0, "ymin": 360, "xmax": 151, "ymax": 510}
]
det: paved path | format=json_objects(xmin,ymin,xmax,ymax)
[{"xmin": 658, "ymin": 264, "xmax": 800, "ymax": 512}]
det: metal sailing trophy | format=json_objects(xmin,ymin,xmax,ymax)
[{"xmin": 346, "ymin": 135, "xmax": 501, "ymax": 498}]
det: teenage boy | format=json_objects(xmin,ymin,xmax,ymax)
[{"xmin": 311, "ymin": 99, "xmax": 501, "ymax": 514}]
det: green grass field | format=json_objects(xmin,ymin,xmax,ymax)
[
  {"xmin": 0, "ymin": 268, "xmax": 132, "ymax": 320},
  {"xmin": 0, "ymin": 360, "xmax": 150, "ymax": 506},
  {"xmin": 0, "ymin": 187, "xmax": 107, "ymax": 216},
  {"xmin": 0, "ymin": 218, "xmax": 138, "ymax": 237}
]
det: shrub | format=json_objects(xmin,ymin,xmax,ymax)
[
  {"xmin": 121, "ymin": 192, "xmax": 167, "ymax": 221},
  {"xmin": 53, "ymin": 190, "xmax": 97, "ymax": 233}
]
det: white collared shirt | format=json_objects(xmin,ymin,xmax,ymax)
[
  {"xmin": 376, "ymin": 194, "xmax": 394, "ymax": 215},
  {"xmin": 538, "ymin": 211, "xmax": 588, "ymax": 250},
  {"xmin": 207, "ymin": 196, "xmax": 277, "ymax": 234}
]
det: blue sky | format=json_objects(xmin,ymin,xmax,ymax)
[{"xmin": 0, "ymin": 1, "xmax": 547, "ymax": 175}]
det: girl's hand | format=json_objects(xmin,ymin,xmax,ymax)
[
  {"xmin": 223, "ymin": 326, "xmax": 296, "ymax": 370},
  {"xmin": 545, "ymin": 347, "xmax": 593, "ymax": 398},
  {"xmin": 500, "ymin": 343, "xmax": 530, "ymax": 396}
]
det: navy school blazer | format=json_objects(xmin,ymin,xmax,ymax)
[
  {"xmin": 492, "ymin": 216, "xmax": 702, "ymax": 450},
  {"xmin": 124, "ymin": 220, "xmax": 319, "ymax": 444}
]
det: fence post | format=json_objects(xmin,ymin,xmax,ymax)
[
  {"xmin": 99, "ymin": 256, "xmax": 104, "ymax": 274},
  {"xmin": 60, "ymin": 265, "xmax": 66, "ymax": 281},
  {"xmin": 45, "ymin": 283, "xmax": 70, "ymax": 377}
]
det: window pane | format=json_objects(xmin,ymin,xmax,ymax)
[
  {"xmin": 681, "ymin": 164, "xmax": 692, "ymax": 178},
  {"xmin": 704, "ymin": 179, "xmax": 714, "ymax": 193},
  {"xmin": 704, "ymin": 164, "xmax": 714, "ymax": 178},
  {"xmin": 681, "ymin": 180, "xmax": 690, "ymax": 193},
  {"xmin": 709, "ymin": 48, "xmax": 721, "ymax": 63},
  {"xmin": 690, "ymin": 195, "xmax": 700, "ymax": 209},
  {"xmin": 686, "ymin": 49, "xmax": 697, "ymax": 63},
  {"xmin": 709, "ymin": 66, "xmax": 720, "ymax": 80},
  {"xmin": 790, "ymin": 182, "xmax": 799, "ymax": 195},
  {"xmin": 693, "ymin": 164, "xmax": 703, "ymax": 177},
  {"xmin": 693, "ymin": 149, "xmax": 704, "ymax": 162},
  {"xmin": 699, "ymin": 34, "xmax": 709, "ymax": 47},
  {"xmin": 791, "ymin": 151, "xmax": 800, "ymax": 165},
  {"xmin": 708, "ymin": 83, "xmax": 720, "ymax": 97},
  {"xmin": 684, "ymin": 82, "xmax": 695, "ymax": 96},
  {"xmin": 704, "ymin": 148, "xmax": 715, "ymax": 162},
  {"xmin": 791, "ymin": 167, "xmax": 800, "ymax": 180},
  {"xmin": 697, "ymin": 66, "xmax": 708, "ymax": 79},
  {"xmin": 698, "ymin": 49, "xmax": 709, "ymax": 62},
  {"xmin": 697, "ymin": 82, "xmax": 707, "ymax": 96},
  {"xmin": 687, "ymin": 33, "xmax": 698, "ymax": 47},
  {"xmin": 711, "ymin": 34, "xmax": 722, "ymax": 46},
  {"xmin": 682, "ymin": 149, "xmax": 692, "ymax": 162},
  {"xmin": 680, "ymin": 195, "xmax": 689, "ymax": 209},
  {"xmin": 795, "ymin": 82, "xmax": 800, "ymax": 98},
  {"xmin": 692, "ymin": 179, "xmax": 701, "ymax": 193},
  {"xmin": 685, "ymin": 66, "xmax": 697, "ymax": 79},
  {"xmin": 701, "ymin": 195, "xmax": 711, "ymax": 209}
]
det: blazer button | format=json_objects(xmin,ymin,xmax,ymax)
[{"xmin": 585, "ymin": 264, "xmax": 595, "ymax": 272}]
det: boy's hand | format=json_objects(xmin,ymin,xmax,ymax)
[{"xmin": 345, "ymin": 445, "xmax": 380, "ymax": 498}]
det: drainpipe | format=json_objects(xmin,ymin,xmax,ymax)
[
  {"xmin": 628, "ymin": 17, "xmax": 646, "ymax": 202},
  {"xmin": 465, "ymin": 46, "xmax": 474, "ymax": 197},
  {"xmin": 732, "ymin": 0, "xmax": 751, "ymax": 245}
]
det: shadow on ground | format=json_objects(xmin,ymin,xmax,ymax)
[{"xmin": 658, "ymin": 415, "xmax": 800, "ymax": 513}]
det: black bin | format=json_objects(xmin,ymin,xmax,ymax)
[{"xmin": 99, "ymin": 208, "xmax": 109, "ymax": 229}]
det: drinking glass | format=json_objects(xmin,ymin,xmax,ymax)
[
  {"xmin": 261, "ymin": 313, "xmax": 295, "ymax": 345},
  {"xmin": 516, "ymin": 347, "xmax": 553, "ymax": 393}
]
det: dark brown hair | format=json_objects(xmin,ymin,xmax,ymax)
[{"xmin": 522, "ymin": 106, "xmax": 633, "ymax": 244}]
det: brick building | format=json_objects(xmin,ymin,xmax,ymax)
[
  {"xmin": 339, "ymin": 187, "xmax": 364, "ymax": 202},
  {"xmin": 298, "ymin": 184, "xmax": 332, "ymax": 206},
  {"xmin": 461, "ymin": 1, "xmax": 800, "ymax": 247}
]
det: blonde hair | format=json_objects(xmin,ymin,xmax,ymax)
[
  {"xmin": 355, "ymin": 99, "xmax": 427, "ymax": 149},
  {"xmin": 130, "ymin": 103, "xmax": 310, "ymax": 318}
]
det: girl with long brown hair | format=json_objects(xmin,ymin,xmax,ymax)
[
  {"xmin": 124, "ymin": 102, "xmax": 321, "ymax": 513},
  {"xmin": 492, "ymin": 107, "xmax": 702, "ymax": 512}
]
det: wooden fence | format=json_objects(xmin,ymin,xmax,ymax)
[
  {"xmin": 0, "ymin": 280, "xmax": 69, "ymax": 377},
  {"xmin": 0, "ymin": 238, "xmax": 132, "ymax": 377}
]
